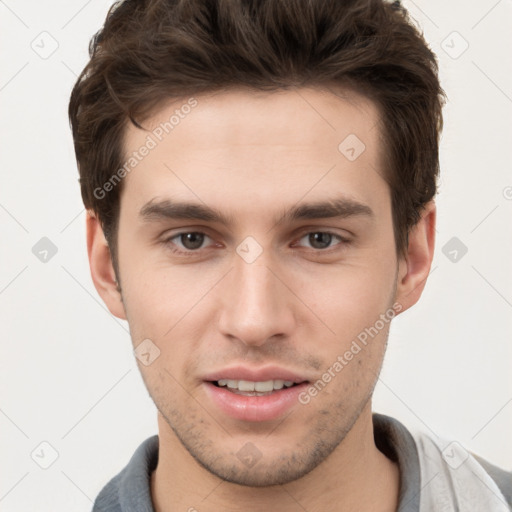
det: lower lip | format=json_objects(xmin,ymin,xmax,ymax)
[{"xmin": 203, "ymin": 382, "xmax": 308, "ymax": 422}]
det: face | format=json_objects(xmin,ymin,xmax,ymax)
[{"xmin": 111, "ymin": 87, "xmax": 407, "ymax": 486}]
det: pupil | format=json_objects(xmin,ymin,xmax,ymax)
[
  {"xmin": 309, "ymin": 232, "xmax": 331, "ymax": 249},
  {"xmin": 182, "ymin": 232, "xmax": 204, "ymax": 250}
]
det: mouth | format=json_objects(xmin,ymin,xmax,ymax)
[
  {"xmin": 210, "ymin": 379, "xmax": 303, "ymax": 396},
  {"xmin": 202, "ymin": 368, "xmax": 310, "ymax": 422}
]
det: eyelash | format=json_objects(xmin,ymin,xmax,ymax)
[{"xmin": 161, "ymin": 230, "xmax": 350, "ymax": 256}]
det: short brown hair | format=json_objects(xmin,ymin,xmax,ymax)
[{"xmin": 69, "ymin": 0, "xmax": 445, "ymax": 275}]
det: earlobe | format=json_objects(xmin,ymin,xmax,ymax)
[
  {"xmin": 395, "ymin": 201, "xmax": 436, "ymax": 314},
  {"xmin": 86, "ymin": 210, "xmax": 127, "ymax": 320}
]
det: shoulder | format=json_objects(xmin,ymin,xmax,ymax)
[
  {"xmin": 412, "ymin": 429, "xmax": 512, "ymax": 511},
  {"xmin": 373, "ymin": 414, "xmax": 512, "ymax": 511},
  {"xmin": 473, "ymin": 453, "xmax": 512, "ymax": 508},
  {"xmin": 92, "ymin": 435, "xmax": 159, "ymax": 512}
]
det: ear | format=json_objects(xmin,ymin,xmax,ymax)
[
  {"xmin": 395, "ymin": 201, "xmax": 436, "ymax": 314},
  {"xmin": 86, "ymin": 210, "xmax": 127, "ymax": 320}
]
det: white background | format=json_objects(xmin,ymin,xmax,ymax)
[{"xmin": 1, "ymin": 0, "xmax": 511, "ymax": 510}]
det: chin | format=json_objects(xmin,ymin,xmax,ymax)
[
  {"xmin": 197, "ymin": 457, "xmax": 314, "ymax": 487},
  {"xmin": 185, "ymin": 435, "xmax": 342, "ymax": 488}
]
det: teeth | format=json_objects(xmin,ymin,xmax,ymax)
[
  {"xmin": 239, "ymin": 380, "xmax": 255, "ymax": 392},
  {"xmin": 271, "ymin": 380, "xmax": 284, "ymax": 390},
  {"xmin": 217, "ymin": 379, "xmax": 293, "ymax": 391},
  {"xmin": 254, "ymin": 380, "xmax": 273, "ymax": 392}
]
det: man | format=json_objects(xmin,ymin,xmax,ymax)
[{"xmin": 68, "ymin": 0, "xmax": 511, "ymax": 510}]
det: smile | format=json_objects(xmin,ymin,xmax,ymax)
[{"xmin": 214, "ymin": 379, "xmax": 297, "ymax": 396}]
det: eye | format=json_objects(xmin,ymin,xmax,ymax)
[
  {"xmin": 162, "ymin": 229, "xmax": 349, "ymax": 256},
  {"xmin": 164, "ymin": 231, "xmax": 213, "ymax": 253},
  {"xmin": 294, "ymin": 231, "xmax": 347, "ymax": 250}
]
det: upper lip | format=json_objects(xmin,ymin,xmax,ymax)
[{"xmin": 203, "ymin": 365, "xmax": 310, "ymax": 384}]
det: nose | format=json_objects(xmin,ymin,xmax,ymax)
[{"xmin": 217, "ymin": 252, "xmax": 296, "ymax": 348}]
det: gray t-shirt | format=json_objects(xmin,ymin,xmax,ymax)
[{"xmin": 92, "ymin": 413, "xmax": 511, "ymax": 511}]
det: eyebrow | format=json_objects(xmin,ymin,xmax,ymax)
[{"xmin": 139, "ymin": 197, "xmax": 374, "ymax": 227}]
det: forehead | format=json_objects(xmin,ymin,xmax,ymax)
[
  {"xmin": 127, "ymin": 86, "xmax": 380, "ymax": 152},
  {"xmin": 120, "ymin": 86, "xmax": 387, "ymax": 222}
]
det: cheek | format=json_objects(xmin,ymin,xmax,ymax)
[
  {"xmin": 118, "ymin": 231, "xmax": 203, "ymax": 319},
  {"xmin": 294, "ymin": 259, "xmax": 396, "ymax": 341},
  {"xmin": 119, "ymin": 258, "xmax": 225, "ymax": 375}
]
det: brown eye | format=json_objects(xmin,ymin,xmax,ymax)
[
  {"xmin": 164, "ymin": 231, "xmax": 212, "ymax": 253},
  {"xmin": 178, "ymin": 232, "xmax": 206, "ymax": 250},
  {"xmin": 296, "ymin": 231, "xmax": 346, "ymax": 250},
  {"xmin": 308, "ymin": 232, "xmax": 333, "ymax": 249}
]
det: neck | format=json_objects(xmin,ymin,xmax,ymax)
[{"xmin": 151, "ymin": 402, "xmax": 400, "ymax": 512}]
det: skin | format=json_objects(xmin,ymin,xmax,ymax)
[{"xmin": 87, "ymin": 86, "xmax": 436, "ymax": 512}]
